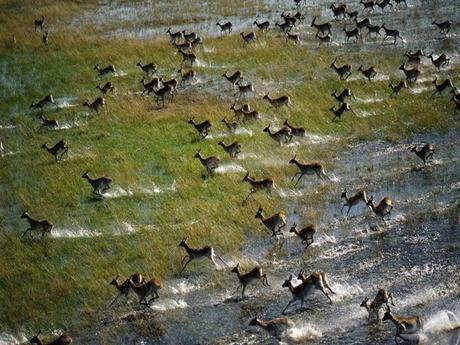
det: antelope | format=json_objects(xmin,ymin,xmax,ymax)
[
  {"xmin": 109, "ymin": 273, "xmax": 146, "ymax": 306},
  {"xmin": 29, "ymin": 331, "xmax": 72, "ymax": 345},
  {"xmin": 194, "ymin": 150, "xmax": 220, "ymax": 175},
  {"xmin": 235, "ymin": 81, "xmax": 254, "ymax": 98},
  {"xmin": 172, "ymin": 40, "xmax": 192, "ymax": 52},
  {"xmin": 427, "ymin": 53, "xmax": 449, "ymax": 71},
  {"xmin": 331, "ymin": 88, "xmax": 355, "ymax": 103},
  {"xmin": 41, "ymin": 139, "xmax": 69, "ymax": 161},
  {"xmin": 283, "ymin": 120, "xmax": 305, "ymax": 137},
  {"xmin": 399, "ymin": 64, "xmax": 420, "ymax": 83},
  {"xmin": 367, "ymin": 196, "xmax": 393, "ymax": 220},
  {"xmin": 140, "ymin": 77, "xmax": 161, "ymax": 95},
  {"xmin": 42, "ymin": 31, "xmax": 49, "ymax": 45},
  {"xmin": 151, "ymin": 85, "xmax": 175, "ymax": 106},
  {"xmin": 316, "ymin": 32, "xmax": 332, "ymax": 47},
  {"xmin": 232, "ymin": 263, "xmax": 270, "ymax": 298},
  {"xmin": 222, "ymin": 71, "xmax": 243, "ymax": 87},
  {"xmin": 361, "ymin": 289, "xmax": 394, "ymax": 322},
  {"xmin": 182, "ymin": 30, "xmax": 197, "ymax": 42},
  {"xmin": 96, "ymin": 81, "xmax": 114, "ymax": 95},
  {"xmin": 248, "ymin": 313, "xmax": 294, "ymax": 340},
  {"xmin": 330, "ymin": 103, "xmax": 354, "ymax": 119},
  {"xmin": 289, "ymin": 155, "xmax": 330, "ymax": 185},
  {"xmin": 253, "ymin": 20, "xmax": 270, "ymax": 32},
  {"xmin": 240, "ymin": 109, "xmax": 260, "ymax": 122},
  {"xmin": 358, "ymin": 65, "xmax": 377, "ymax": 81},
  {"xmin": 381, "ymin": 25, "xmax": 403, "ymax": 45},
  {"xmin": 178, "ymin": 237, "xmax": 227, "ymax": 274},
  {"xmin": 360, "ymin": 0, "xmax": 375, "ymax": 13},
  {"xmin": 255, "ymin": 207, "xmax": 287, "ymax": 237},
  {"xmin": 81, "ymin": 171, "xmax": 112, "ymax": 196},
  {"xmin": 341, "ymin": 188, "xmax": 368, "ymax": 215},
  {"xmin": 136, "ymin": 61, "xmax": 157, "ymax": 75},
  {"xmin": 189, "ymin": 36, "xmax": 203, "ymax": 49},
  {"xmin": 403, "ymin": 51, "xmax": 422, "ymax": 65},
  {"xmin": 242, "ymin": 172, "xmax": 274, "ymax": 204},
  {"xmin": 343, "ymin": 26, "xmax": 360, "ymax": 42},
  {"xmin": 178, "ymin": 50, "xmax": 196, "ymax": 66},
  {"xmin": 311, "ymin": 16, "xmax": 332, "ymax": 35},
  {"xmin": 263, "ymin": 125, "xmax": 293, "ymax": 144},
  {"xmin": 382, "ymin": 306, "xmax": 423, "ymax": 344},
  {"xmin": 330, "ymin": 4, "xmax": 347, "ymax": 19},
  {"xmin": 222, "ymin": 117, "xmax": 238, "ymax": 132},
  {"xmin": 240, "ymin": 32, "xmax": 256, "ymax": 45},
  {"xmin": 230, "ymin": 103, "xmax": 249, "ymax": 119},
  {"xmin": 21, "ymin": 211, "xmax": 52, "ymax": 239},
  {"xmin": 297, "ymin": 270, "xmax": 335, "ymax": 297},
  {"xmin": 365, "ymin": 23, "xmax": 382, "ymax": 37},
  {"xmin": 285, "ymin": 32, "xmax": 300, "ymax": 45},
  {"xmin": 289, "ymin": 223, "xmax": 315, "ymax": 249},
  {"xmin": 263, "ymin": 93, "xmax": 292, "ymax": 108},
  {"xmin": 39, "ymin": 114, "xmax": 59, "ymax": 130},
  {"xmin": 216, "ymin": 21, "xmax": 232, "ymax": 34},
  {"xmin": 275, "ymin": 21, "xmax": 293, "ymax": 33},
  {"xmin": 30, "ymin": 95, "xmax": 55, "ymax": 109},
  {"xmin": 432, "ymin": 77, "xmax": 454, "ymax": 97},
  {"xmin": 94, "ymin": 64, "xmax": 116, "ymax": 77},
  {"xmin": 188, "ymin": 118, "xmax": 211, "ymax": 139},
  {"xmin": 354, "ymin": 17, "xmax": 371, "ymax": 30},
  {"xmin": 83, "ymin": 97, "xmax": 105, "ymax": 113},
  {"xmin": 280, "ymin": 12, "xmax": 298, "ymax": 27},
  {"xmin": 376, "ymin": 0, "xmax": 393, "ymax": 12},
  {"xmin": 166, "ymin": 28, "xmax": 183, "ymax": 42},
  {"xmin": 218, "ymin": 140, "xmax": 241, "ymax": 158},
  {"xmin": 330, "ymin": 58, "xmax": 352, "ymax": 80},
  {"xmin": 346, "ymin": 10, "xmax": 359, "ymax": 19},
  {"xmin": 410, "ymin": 144, "xmax": 435, "ymax": 165},
  {"xmin": 432, "ymin": 20, "xmax": 452, "ymax": 34},
  {"xmin": 452, "ymin": 96, "xmax": 460, "ymax": 114},
  {"xmin": 34, "ymin": 16, "xmax": 45, "ymax": 31},
  {"xmin": 126, "ymin": 277, "xmax": 161, "ymax": 307},
  {"xmin": 160, "ymin": 76, "xmax": 178, "ymax": 91},
  {"xmin": 177, "ymin": 68, "xmax": 196, "ymax": 86},
  {"xmin": 389, "ymin": 81, "xmax": 408, "ymax": 97}
]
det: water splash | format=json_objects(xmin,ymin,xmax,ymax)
[
  {"xmin": 215, "ymin": 163, "xmax": 245, "ymax": 174},
  {"xmin": 149, "ymin": 299, "xmax": 188, "ymax": 311},
  {"xmin": 51, "ymin": 227, "xmax": 102, "ymax": 238},
  {"xmin": 286, "ymin": 323, "xmax": 322, "ymax": 342},
  {"xmin": 423, "ymin": 310, "xmax": 460, "ymax": 334},
  {"xmin": 104, "ymin": 186, "xmax": 134, "ymax": 199}
]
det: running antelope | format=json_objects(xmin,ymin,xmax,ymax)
[
  {"xmin": 248, "ymin": 313, "xmax": 294, "ymax": 340},
  {"xmin": 178, "ymin": 50, "xmax": 196, "ymax": 66},
  {"xmin": 330, "ymin": 4, "xmax": 347, "ymax": 19},
  {"xmin": 410, "ymin": 143, "xmax": 434, "ymax": 165},
  {"xmin": 427, "ymin": 53, "xmax": 449, "ymax": 71},
  {"xmin": 389, "ymin": 81, "xmax": 407, "ymax": 97},
  {"xmin": 29, "ymin": 331, "xmax": 72, "ymax": 345},
  {"xmin": 109, "ymin": 273, "xmax": 146, "ymax": 306},
  {"xmin": 232, "ymin": 263, "xmax": 270, "ymax": 298},
  {"xmin": 341, "ymin": 188, "xmax": 368, "ymax": 215},
  {"xmin": 178, "ymin": 237, "xmax": 227, "ymax": 274},
  {"xmin": 311, "ymin": 16, "xmax": 332, "ymax": 35},
  {"xmin": 376, "ymin": 0, "xmax": 393, "ymax": 12},
  {"xmin": 194, "ymin": 150, "xmax": 220, "ymax": 175},
  {"xmin": 189, "ymin": 36, "xmax": 203, "ymax": 49},
  {"xmin": 242, "ymin": 172, "xmax": 274, "ymax": 204},
  {"xmin": 403, "ymin": 51, "xmax": 422, "ymax": 65},
  {"xmin": 367, "ymin": 196, "xmax": 393, "ymax": 220},
  {"xmin": 222, "ymin": 117, "xmax": 238, "ymax": 132},
  {"xmin": 283, "ymin": 120, "xmax": 305, "ymax": 137},
  {"xmin": 172, "ymin": 40, "xmax": 192, "ymax": 52},
  {"xmin": 125, "ymin": 277, "xmax": 162, "ymax": 308},
  {"xmin": 83, "ymin": 97, "xmax": 105, "ymax": 113},
  {"xmin": 297, "ymin": 270, "xmax": 335, "ymax": 298},
  {"xmin": 218, "ymin": 140, "xmax": 241, "ymax": 158},
  {"xmin": 275, "ymin": 21, "xmax": 293, "ymax": 33},
  {"xmin": 140, "ymin": 77, "xmax": 161, "ymax": 95},
  {"xmin": 235, "ymin": 81, "xmax": 254, "ymax": 98},
  {"xmin": 358, "ymin": 65, "xmax": 377, "ymax": 81},
  {"xmin": 365, "ymin": 22, "xmax": 382, "ymax": 37},
  {"xmin": 81, "ymin": 171, "xmax": 112, "ymax": 196},
  {"xmin": 343, "ymin": 26, "xmax": 360, "ymax": 42},
  {"xmin": 216, "ymin": 21, "xmax": 232, "ymax": 34},
  {"xmin": 432, "ymin": 20, "xmax": 452, "ymax": 34},
  {"xmin": 346, "ymin": 10, "xmax": 359, "ymax": 19},
  {"xmin": 253, "ymin": 20, "xmax": 270, "ymax": 32},
  {"xmin": 399, "ymin": 64, "xmax": 420, "ymax": 83},
  {"xmin": 177, "ymin": 68, "xmax": 196, "ymax": 86},
  {"xmin": 360, "ymin": 0, "xmax": 375, "ymax": 12},
  {"xmin": 280, "ymin": 12, "xmax": 298, "ymax": 27},
  {"xmin": 354, "ymin": 17, "xmax": 371, "ymax": 30},
  {"xmin": 361, "ymin": 288, "xmax": 394, "ymax": 322},
  {"xmin": 382, "ymin": 306, "xmax": 423, "ymax": 344},
  {"xmin": 289, "ymin": 155, "xmax": 330, "ymax": 185},
  {"xmin": 239, "ymin": 109, "xmax": 260, "ymax": 122},
  {"xmin": 381, "ymin": 24, "xmax": 403, "ymax": 45},
  {"xmin": 263, "ymin": 125, "xmax": 293, "ymax": 144},
  {"xmin": 137, "ymin": 61, "xmax": 157, "ymax": 75},
  {"xmin": 94, "ymin": 64, "xmax": 116, "ymax": 77},
  {"xmin": 21, "ymin": 211, "xmax": 52, "ymax": 239},
  {"xmin": 30, "ymin": 95, "xmax": 55, "ymax": 109},
  {"xmin": 331, "ymin": 88, "xmax": 355, "ymax": 103},
  {"xmin": 42, "ymin": 31, "xmax": 49, "ymax": 45},
  {"xmin": 255, "ymin": 207, "xmax": 287, "ymax": 237},
  {"xmin": 330, "ymin": 58, "xmax": 352, "ymax": 80},
  {"xmin": 160, "ymin": 76, "xmax": 178, "ymax": 91},
  {"xmin": 289, "ymin": 223, "xmax": 315, "ymax": 249},
  {"xmin": 166, "ymin": 28, "xmax": 183, "ymax": 42},
  {"xmin": 182, "ymin": 30, "xmax": 197, "ymax": 42},
  {"xmin": 96, "ymin": 81, "xmax": 114, "ymax": 95},
  {"xmin": 285, "ymin": 32, "xmax": 300, "ymax": 45},
  {"xmin": 240, "ymin": 32, "xmax": 256, "ymax": 45},
  {"xmin": 222, "ymin": 71, "xmax": 243, "ymax": 87},
  {"xmin": 263, "ymin": 93, "xmax": 292, "ymax": 108},
  {"xmin": 230, "ymin": 103, "xmax": 249, "ymax": 119},
  {"xmin": 330, "ymin": 103, "xmax": 354, "ymax": 119},
  {"xmin": 151, "ymin": 85, "xmax": 175, "ymax": 106},
  {"xmin": 41, "ymin": 139, "xmax": 68, "ymax": 161},
  {"xmin": 34, "ymin": 16, "xmax": 45, "ymax": 31},
  {"xmin": 39, "ymin": 114, "xmax": 59, "ymax": 130},
  {"xmin": 432, "ymin": 77, "xmax": 454, "ymax": 97},
  {"xmin": 316, "ymin": 32, "xmax": 332, "ymax": 46},
  {"xmin": 188, "ymin": 118, "xmax": 211, "ymax": 139}
]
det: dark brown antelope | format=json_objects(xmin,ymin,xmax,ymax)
[
  {"xmin": 354, "ymin": 17, "xmax": 371, "ymax": 30},
  {"xmin": 381, "ymin": 24, "xmax": 402, "ymax": 45},
  {"xmin": 29, "ymin": 331, "xmax": 72, "ymax": 345},
  {"xmin": 172, "ymin": 40, "xmax": 192, "ymax": 52},
  {"xmin": 83, "ymin": 97, "xmax": 105, "ymax": 113},
  {"xmin": 389, "ymin": 81, "xmax": 408, "ymax": 97},
  {"xmin": 253, "ymin": 20, "xmax": 270, "ymax": 32},
  {"xmin": 361, "ymin": 289, "xmax": 394, "ymax": 322},
  {"xmin": 399, "ymin": 64, "xmax": 420, "ymax": 83},
  {"xmin": 194, "ymin": 150, "xmax": 220, "ymax": 175},
  {"xmin": 166, "ymin": 28, "xmax": 183, "ymax": 42},
  {"xmin": 178, "ymin": 237, "xmax": 227, "ymax": 274},
  {"xmin": 331, "ymin": 88, "xmax": 355, "ymax": 103},
  {"xmin": 182, "ymin": 30, "xmax": 197, "ymax": 42},
  {"xmin": 222, "ymin": 117, "xmax": 238, "ymax": 132},
  {"xmin": 232, "ymin": 263, "xmax": 270, "ymax": 298},
  {"xmin": 376, "ymin": 0, "xmax": 393, "ymax": 12},
  {"xmin": 330, "ymin": 4, "xmax": 347, "ymax": 19},
  {"xmin": 403, "ymin": 51, "xmax": 422, "ymax": 65},
  {"xmin": 190, "ymin": 36, "xmax": 203, "ymax": 49},
  {"xmin": 34, "ymin": 16, "xmax": 45, "ymax": 31},
  {"xmin": 289, "ymin": 155, "xmax": 330, "ymax": 185},
  {"xmin": 235, "ymin": 81, "xmax": 254, "ymax": 99},
  {"xmin": 316, "ymin": 32, "xmax": 332, "ymax": 46},
  {"xmin": 39, "ymin": 114, "xmax": 59, "ymax": 130},
  {"xmin": 42, "ymin": 31, "xmax": 49, "ymax": 45},
  {"xmin": 275, "ymin": 21, "xmax": 294, "ymax": 33},
  {"xmin": 432, "ymin": 77, "xmax": 454, "ymax": 97},
  {"xmin": 330, "ymin": 58, "xmax": 352, "ymax": 80},
  {"xmin": 218, "ymin": 140, "xmax": 241, "ymax": 158},
  {"xmin": 451, "ymin": 96, "xmax": 460, "ymax": 114},
  {"xmin": 109, "ymin": 273, "xmax": 146, "ymax": 306},
  {"xmin": 382, "ymin": 306, "xmax": 423, "ymax": 344},
  {"xmin": 346, "ymin": 10, "xmax": 359, "ymax": 19},
  {"xmin": 216, "ymin": 21, "xmax": 232, "ymax": 34},
  {"xmin": 289, "ymin": 223, "xmax": 315, "ymax": 249},
  {"xmin": 248, "ymin": 313, "xmax": 294, "ymax": 340},
  {"xmin": 432, "ymin": 20, "xmax": 452, "ymax": 34},
  {"xmin": 151, "ymin": 85, "xmax": 175, "ymax": 106},
  {"xmin": 411, "ymin": 144, "xmax": 434, "ymax": 165},
  {"xmin": 358, "ymin": 65, "xmax": 377, "ymax": 81},
  {"xmin": 160, "ymin": 76, "xmax": 178, "ymax": 91},
  {"xmin": 240, "ymin": 109, "xmax": 260, "ymax": 122},
  {"xmin": 285, "ymin": 32, "xmax": 300, "ymax": 45},
  {"xmin": 263, "ymin": 125, "xmax": 293, "ymax": 144},
  {"xmin": 188, "ymin": 118, "xmax": 211, "ymax": 139},
  {"xmin": 427, "ymin": 53, "xmax": 450, "ymax": 71},
  {"xmin": 21, "ymin": 211, "xmax": 52, "ymax": 239},
  {"xmin": 281, "ymin": 12, "xmax": 298, "ymax": 27},
  {"xmin": 311, "ymin": 16, "xmax": 332, "ymax": 35},
  {"xmin": 360, "ymin": 0, "xmax": 375, "ymax": 13},
  {"xmin": 230, "ymin": 103, "xmax": 248, "ymax": 119},
  {"xmin": 140, "ymin": 77, "xmax": 161, "ymax": 95},
  {"xmin": 343, "ymin": 26, "xmax": 360, "ymax": 42},
  {"xmin": 30, "ymin": 95, "xmax": 55, "ymax": 109},
  {"xmin": 240, "ymin": 32, "xmax": 256, "ymax": 45},
  {"xmin": 177, "ymin": 68, "xmax": 196, "ymax": 86},
  {"xmin": 341, "ymin": 188, "xmax": 368, "ymax": 215},
  {"xmin": 178, "ymin": 50, "xmax": 196, "ymax": 66},
  {"xmin": 81, "ymin": 171, "xmax": 112, "ymax": 196},
  {"xmin": 41, "ymin": 139, "xmax": 68, "ymax": 161},
  {"xmin": 263, "ymin": 93, "xmax": 292, "ymax": 108},
  {"xmin": 283, "ymin": 120, "xmax": 305, "ymax": 137},
  {"xmin": 96, "ymin": 81, "xmax": 114, "ymax": 95},
  {"xmin": 137, "ymin": 61, "xmax": 157, "ymax": 75},
  {"xmin": 242, "ymin": 172, "xmax": 275, "ymax": 204},
  {"xmin": 94, "ymin": 64, "xmax": 116, "ymax": 77},
  {"xmin": 125, "ymin": 277, "xmax": 162, "ymax": 308},
  {"xmin": 365, "ymin": 22, "xmax": 382, "ymax": 37},
  {"xmin": 367, "ymin": 196, "xmax": 393, "ymax": 220},
  {"xmin": 222, "ymin": 71, "xmax": 243, "ymax": 87},
  {"xmin": 330, "ymin": 103, "xmax": 354, "ymax": 119},
  {"xmin": 255, "ymin": 207, "xmax": 287, "ymax": 237}
]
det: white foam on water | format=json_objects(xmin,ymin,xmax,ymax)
[
  {"xmin": 51, "ymin": 227, "xmax": 102, "ymax": 238},
  {"xmin": 113, "ymin": 222, "xmax": 138, "ymax": 236},
  {"xmin": 168, "ymin": 279, "xmax": 200, "ymax": 295},
  {"xmin": 55, "ymin": 97, "xmax": 77, "ymax": 108},
  {"xmin": 276, "ymin": 188, "xmax": 304, "ymax": 198},
  {"xmin": 114, "ymin": 70, "xmax": 127, "ymax": 77},
  {"xmin": 58, "ymin": 119, "xmax": 86, "ymax": 129},
  {"xmin": 104, "ymin": 186, "xmax": 134, "ymax": 199},
  {"xmin": 356, "ymin": 110, "xmax": 375, "ymax": 118},
  {"xmin": 375, "ymin": 74, "xmax": 390, "ymax": 81},
  {"xmin": 423, "ymin": 310, "xmax": 460, "ymax": 334},
  {"xmin": 399, "ymin": 286, "xmax": 456, "ymax": 308},
  {"xmin": 286, "ymin": 323, "xmax": 323, "ymax": 342},
  {"xmin": 149, "ymin": 298, "xmax": 188, "ymax": 311},
  {"xmin": 140, "ymin": 181, "xmax": 177, "ymax": 195},
  {"xmin": 310, "ymin": 234, "xmax": 337, "ymax": 248},
  {"xmin": 410, "ymin": 86, "xmax": 430, "ymax": 94},
  {"xmin": 331, "ymin": 281, "xmax": 364, "ymax": 302},
  {"xmin": 316, "ymin": 243, "xmax": 364, "ymax": 260},
  {"xmin": 237, "ymin": 152, "xmax": 259, "ymax": 160},
  {"xmin": 327, "ymin": 174, "xmax": 340, "ymax": 183},
  {"xmin": 304, "ymin": 133, "xmax": 336, "ymax": 144},
  {"xmin": 0, "ymin": 333, "xmax": 25, "ymax": 345},
  {"xmin": 234, "ymin": 127, "xmax": 253, "ymax": 136},
  {"xmin": 356, "ymin": 97, "xmax": 384, "ymax": 104},
  {"xmin": 215, "ymin": 163, "xmax": 245, "ymax": 174}
]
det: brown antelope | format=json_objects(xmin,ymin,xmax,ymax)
[
  {"xmin": 235, "ymin": 81, "xmax": 254, "ymax": 99},
  {"xmin": 253, "ymin": 20, "xmax": 270, "ymax": 32},
  {"xmin": 42, "ymin": 31, "xmax": 49, "ymax": 45},
  {"xmin": 341, "ymin": 188, "xmax": 368, "ymax": 215},
  {"xmin": 178, "ymin": 237, "xmax": 227, "ymax": 274},
  {"xmin": 83, "ymin": 97, "xmax": 105, "ymax": 113},
  {"xmin": 140, "ymin": 77, "xmax": 161, "ymax": 95},
  {"xmin": 289, "ymin": 223, "xmax": 315, "ymax": 249},
  {"xmin": 360, "ymin": 0, "xmax": 375, "ymax": 12},
  {"xmin": 432, "ymin": 77, "xmax": 454, "ymax": 97},
  {"xmin": 283, "ymin": 120, "xmax": 305, "ymax": 137},
  {"xmin": 403, "ymin": 50, "xmax": 423, "ymax": 65},
  {"xmin": 125, "ymin": 277, "xmax": 162, "ymax": 308},
  {"xmin": 280, "ymin": 12, "xmax": 298, "ymax": 27},
  {"xmin": 451, "ymin": 96, "xmax": 460, "ymax": 114},
  {"xmin": 109, "ymin": 273, "xmax": 146, "ymax": 306},
  {"xmin": 330, "ymin": 102, "xmax": 354, "ymax": 119},
  {"xmin": 30, "ymin": 95, "xmax": 55, "ymax": 109},
  {"xmin": 360, "ymin": 288, "xmax": 394, "ymax": 322},
  {"xmin": 376, "ymin": 0, "xmax": 393, "ymax": 12},
  {"xmin": 248, "ymin": 313, "xmax": 294, "ymax": 340},
  {"xmin": 39, "ymin": 114, "xmax": 59, "ymax": 130},
  {"xmin": 365, "ymin": 22, "xmax": 382, "ymax": 37},
  {"xmin": 137, "ymin": 61, "xmax": 157, "ymax": 75},
  {"xmin": 177, "ymin": 68, "xmax": 196, "ymax": 86},
  {"xmin": 172, "ymin": 40, "xmax": 192, "ymax": 52},
  {"xmin": 29, "ymin": 330, "xmax": 72, "ymax": 345},
  {"xmin": 194, "ymin": 150, "xmax": 220, "ymax": 175},
  {"xmin": 330, "ymin": 4, "xmax": 347, "ymax": 19},
  {"xmin": 354, "ymin": 17, "xmax": 371, "ymax": 30},
  {"xmin": 289, "ymin": 155, "xmax": 330, "ymax": 185},
  {"xmin": 96, "ymin": 81, "xmax": 114, "ymax": 95},
  {"xmin": 160, "ymin": 76, "xmax": 178, "ymax": 91},
  {"xmin": 151, "ymin": 85, "xmax": 175, "ymax": 106},
  {"xmin": 255, "ymin": 207, "xmax": 287, "ymax": 237},
  {"xmin": 358, "ymin": 65, "xmax": 377, "ymax": 80},
  {"xmin": 94, "ymin": 64, "xmax": 116, "ymax": 77},
  {"xmin": 263, "ymin": 93, "xmax": 292, "ymax": 108},
  {"xmin": 263, "ymin": 125, "xmax": 293, "ymax": 144},
  {"xmin": 389, "ymin": 81, "xmax": 407, "ymax": 97},
  {"xmin": 188, "ymin": 118, "xmax": 211, "ymax": 139},
  {"xmin": 285, "ymin": 32, "xmax": 300, "ymax": 45},
  {"xmin": 178, "ymin": 50, "xmax": 196, "ymax": 66},
  {"xmin": 432, "ymin": 20, "xmax": 452, "ymax": 34},
  {"xmin": 343, "ymin": 26, "xmax": 360, "ymax": 42},
  {"xmin": 166, "ymin": 28, "xmax": 183, "ymax": 42},
  {"xmin": 331, "ymin": 88, "xmax": 355, "ymax": 103},
  {"xmin": 216, "ymin": 21, "xmax": 232, "ymax": 34},
  {"xmin": 427, "ymin": 53, "xmax": 449, "ymax": 71},
  {"xmin": 182, "ymin": 30, "xmax": 197, "ymax": 42},
  {"xmin": 222, "ymin": 117, "xmax": 238, "ymax": 132},
  {"xmin": 410, "ymin": 144, "xmax": 434, "ymax": 165},
  {"xmin": 311, "ymin": 16, "xmax": 332, "ymax": 35},
  {"xmin": 81, "ymin": 171, "xmax": 112, "ymax": 196},
  {"xmin": 297, "ymin": 270, "xmax": 335, "ymax": 297},
  {"xmin": 230, "ymin": 103, "xmax": 248, "ymax": 120},
  {"xmin": 367, "ymin": 196, "xmax": 393, "ymax": 220},
  {"xmin": 240, "ymin": 32, "xmax": 256, "ymax": 45},
  {"xmin": 275, "ymin": 21, "xmax": 294, "ymax": 33},
  {"xmin": 399, "ymin": 64, "xmax": 420, "ymax": 83},
  {"xmin": 382, "ymin": 306, "xmax": 423, "ymax": 344},
  {"xmin": 21, "ymin": 211, "xmax": 52, "ymax": 239},
  {"xmin": 316, "ymin": 32, "xmax": 332, "ymax": 47},
  {"xmin": 346, "ymin": 10, "xmax": 359, "ymax": 19},
  {"xmin": 41, "ymin": 139, "xmax": 69, "ymax": 161},
  {"xmin": 242, "ymin": 172, "xmax": 274, "ymax": 204},
  {"xmin": 240, "ymin": 109, "xmax": 260, "ymax": 122},
  {"xmin": 381, "ymin": 24, "xmax": 402, "ymax": 45},
  {"xmin": 222, "ymin": 71, "xmax": 243, "ymax": 86},
  {"xmin": 34, "ymin": 16, "xmax": 45, "ymax": 31},
  {"xmin": 330, "ymin": 58, "xmax": 352, "ymax": 80},
  {"xmin": 218, "ymin": 140, "xmax": 241, "ymax": 158},
  {"xmin": 190, "ymin": 36, "xmax": 203, "ymax": 48},
  {"xmin": 231, "ymin": 263, "xmax": 270, "ymax": 298}
]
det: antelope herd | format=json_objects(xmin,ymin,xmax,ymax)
[{"xmin": 8, "ymin": 0, "xmax": 457, "ymax": 343}]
